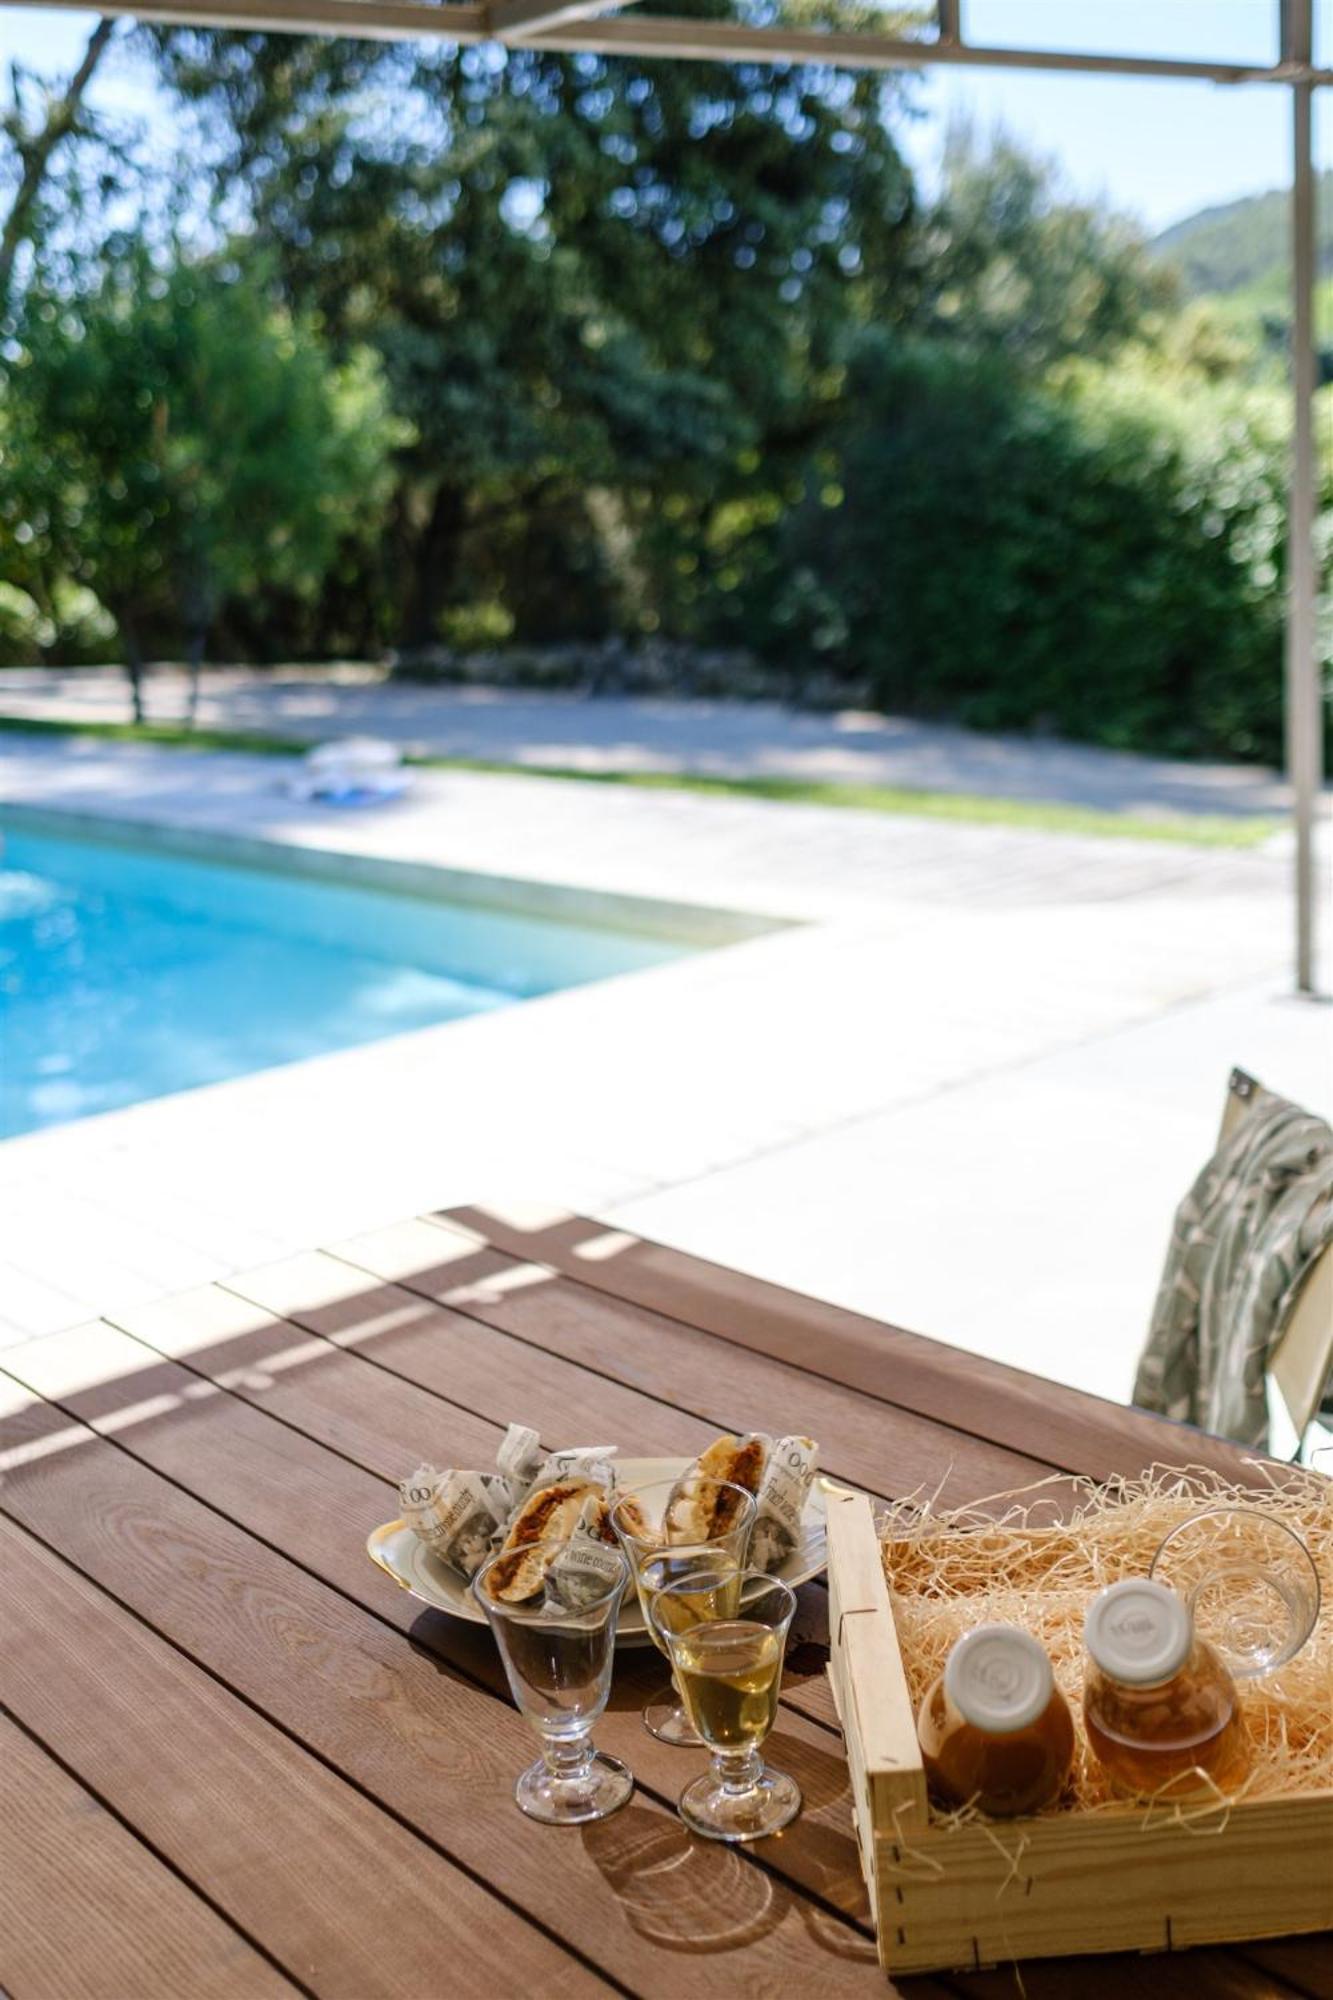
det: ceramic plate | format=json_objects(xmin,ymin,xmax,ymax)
[{"xmin": 367, "ymin": 1455, "xmax": 829, "ymax": 1646}]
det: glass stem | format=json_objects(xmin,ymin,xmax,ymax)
[
  {"xmin": 715, "ymin": 1745, "xmax": 764, "ymax": 1795},
  {"xmin": 542, "ymin": 1728, "xmax": 594, "ymax": 1784}
]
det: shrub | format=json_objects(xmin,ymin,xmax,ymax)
[{"xmin": 764, "ymin": 333, "xmax": 1326, "ymax": 764}]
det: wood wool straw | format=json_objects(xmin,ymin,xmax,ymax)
[{"xmin": 878, "ymin": 1462, "xmax": 1332, "ymax": 1818}]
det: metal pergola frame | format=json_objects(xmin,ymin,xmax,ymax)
[{"xmin": 12, "ymin": 0, "xmax": 1328, "ymax": 990}]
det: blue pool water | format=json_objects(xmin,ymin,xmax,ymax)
[{"xmin": 0, "ymin": 826, "xmax": 685, "ymax": 1137}]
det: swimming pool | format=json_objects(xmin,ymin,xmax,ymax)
[{"xmin": 0, "ymin": 824, "xmax": 687, "ymax": 1138}]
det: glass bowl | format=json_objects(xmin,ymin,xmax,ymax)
[{"xmin": 1148, "ymin": 1507, "xmax": 1320, "ymax": 1679}]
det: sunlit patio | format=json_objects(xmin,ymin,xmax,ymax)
[
  {"xmin": 4, "ymin": 732, "xmax": 1328, "ymax": 1418},
  {"xmin": 2, "ymin": 0, "xmax": 1331, "ymax": 1991}
]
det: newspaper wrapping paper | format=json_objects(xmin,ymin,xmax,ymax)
[
  {"xmin": 493, "ymin": 1423, "xmax": 544, "ymax": 1511},
  {"xmin": 399, "ymin": 1465, "xmax": 509, "ymax": 1580},
  {"xmin": 750, "ymin": 1435, "xmax": 819, "ymax": 1572},
  {"xmin": 491, "ymin": 1425, "xmax": 620, "ymax": 1516},
  {"xmin": 542, "ymin": 1492, "xmax": 628, "ymax": 1612},
  {"xmin": 400, "ymin": 1429, "xmax": 621, "ymax": 1586},
  {"xmin": 523, "ymin": 1444, "xmax": 618, "ymax": 1501}
]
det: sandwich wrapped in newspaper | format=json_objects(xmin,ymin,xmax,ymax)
[
  {"xmin": 399, "ymin": 1422, "xmax": 619, "ymax": 1593},
  {"xmin": 665, "ymin": 1431, "xmax": 819, "ymax": 1572},
  {"xmin": 480, "ymin": 1477, "xmax": 625, "ymax": 1611},
  {"xmin": 397, "ymin": 1422, "xmax": 819, "ymax": 1601},
  {"xmin": 399, "ymin": 1466, "xmax": 509, "ymax": 1580}
]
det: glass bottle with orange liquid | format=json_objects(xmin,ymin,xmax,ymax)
[
  {"xmin": 1083, "ymin": 1579, "xmax": 1250, "ymax": 1799},
  {"xmin": 916, "ymin": 1624, "xmax": 1075, "ymax": 1817}
]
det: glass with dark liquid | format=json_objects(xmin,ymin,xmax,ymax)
[
  {"xmin": 471, "ymin": 1537, "xmax": 633, "ymax": 1825},
  {"xmin": 651, "ymin": 1568, "xmax": 802, "ymax": 1842},
  {"xmin": 1083, "ymin": 1579, "xmax": 1250, "ymax": 1799}
]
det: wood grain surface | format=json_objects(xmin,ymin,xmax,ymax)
[
  {"xmin": 439, "ymin": 1206, "xmax": 1265, "ymax": 1484},
  {"xmin": 2, "ymin": 1208, "xmax": 1322, "ymax": 2000},
  {"xmin": 328, "ymin": 1218, "xmax": 1055, "ymax": 1504},
  {"xmin": 0, "ymin": 1713, "xmax": 299, "ymax": 2000}
]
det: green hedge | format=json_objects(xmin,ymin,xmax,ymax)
[{"xmin": 761, "ymin": 335, "xmax": 1327, "ymax": 764}]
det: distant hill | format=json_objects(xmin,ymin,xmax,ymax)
[{"xmin": 1151, "ymin": 174, "xmax": 1333, "ymax": 298}]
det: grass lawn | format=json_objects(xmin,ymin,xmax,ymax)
[{"xmin": 0, "ymin": 713, "xmax": 1281, "ymax": 850}]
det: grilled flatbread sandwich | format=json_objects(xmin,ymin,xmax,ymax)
[
  {"xmin": 482, "ymin": 1478, "xmax": 604, "ymax": 1602},
  {"xmin": 665, "ymin": 1432, "xmax": 768, "ymax": 1542}
]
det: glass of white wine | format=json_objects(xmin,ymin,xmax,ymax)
[
  {"xmin": 610, "ymin": 1477, "xmax": 756, "ymax": 1745},
  {"xmin": 651, "ymin": 1567, "xmax": 801, "ymax": 1842},
  {"xmin": 472, "ymin": 1537, "xmax": 633, "ymax": 1825}
]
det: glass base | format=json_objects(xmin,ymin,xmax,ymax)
[
  {"xmin": 642, "ymin": 1687, "xmax": 702, "ymax": 1747},
  {"xmin": 678, "ymin": 1763, "xmax": 802, "ymax": 1843},
  {"xmin": 515, "ymin": 1750, "xmax": 633, "ymax": 1825}
]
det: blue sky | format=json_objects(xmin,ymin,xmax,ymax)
[{"xmin": 1, "ymin": 0, "xmax": 1329, "ymax": 231}]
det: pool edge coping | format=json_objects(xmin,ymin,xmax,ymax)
[{"xmin": 1, "ymin": 800, "xmax": 793, "ymax": 950}]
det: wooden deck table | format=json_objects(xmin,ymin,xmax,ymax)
[{"xmin": 2, "ymin": 1205, "xmax": 1328, "ymax": 2000}]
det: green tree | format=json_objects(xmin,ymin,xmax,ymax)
[
  {"xmin": 144, "ymin": 14, "xmax": 916, "ymax": 649},
  {"xmin": 0, "ymin": 17, "xmax": 118, "ymax": 315},
  {"xmin": 1, "ymin": 244, "xmax": 400, "ymax": 715},
  {"xmin": 910, "ymin": 125, "xmax": 1175, "ymax": 372},
  {"xmin": 764, "ymin": 332, "xmax": 1318, "ymax": 763}
]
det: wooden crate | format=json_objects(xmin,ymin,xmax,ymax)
[{"xmin": 825, "ymin": 1486, "xmax": 1333, "ymax": 1975}]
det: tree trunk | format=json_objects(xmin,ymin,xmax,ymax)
[
  {"xmin": 0, "ymin": 18, "xmax": 117, "ymax": 313},
  {"xmin": 185, "ymin": 627, "xmax": 206, "ymax": 727},
  {"xmin": 400, "ymin": 482, "xmax": 467, "ymax": 650},
  {"xmin": 119, "ymin": 618, "xmax": 146, "ymax": 725}
]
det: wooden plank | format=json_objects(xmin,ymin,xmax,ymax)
[
  {"xmin": 0, "ymin": 1325, "xmax": 878, "ymax": 1926},
  {"xmin": 1240, "ymin": 1942, "xmax": 1333, "ymax": 1999},
  {"xmin": 0, "ymin": 1512, "xmax": 608, "ymax": 2000},
  {"xmin": 874, "ymin": 1793, "xmax": 1333, "ymax": 1973},
  {"xmin": 440, "ymin": 1206, "xmax": 1265, "ymax": 1485},
  {"xmin": 948, "ymin": 1951, "xmax": 1318, "ymax": 1998},
  {"xmin": 325, "ymin": 1218, "xmax": 1058, "ymax": 1506},
  {"xmin": 110, "ymin": 1263, "xmax": 849, "ymax": 1744},
  {"xmin": 101, "ymin": 1274, "xmax": 502, "ymax": 1483},
  {"xmin": 825, "ymin": 1488, "xmax": 926, "ymax": 1834},
  {"xmin": 0, "ymin": 1713, "xmax": 299, "ymax": 2000},
  {"xmin": 0, "ymin": 1348, "xmax": 912, "ymax": 1992},
  {"xmin": 115, "ymin": 1262, "xmax": 725, "ymax": 1472}
]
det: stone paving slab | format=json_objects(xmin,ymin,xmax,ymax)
[{"xmin": 0, "ymin": 732, "xmax": 1296, "ymax": 924}]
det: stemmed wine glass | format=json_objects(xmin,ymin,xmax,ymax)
[
  {"xmin": 610, "ymin": 1477, "xmax": 756, "ymax": 1744},
  {"xmin": 472, "ymin": 1537, "xmax": 632, "ymax": 1825},
  {"xmin": 651, "ymin": 1567, "xmax": 802, "ymax": 1842}
]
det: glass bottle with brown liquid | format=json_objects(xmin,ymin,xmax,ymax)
[
  {"xmin": 1083, "ymin": 1579, "xmax": 1250, "ymax": 1799},
  {"xmin": 916, "ymin": 1624, "xmax": 1075, "ymax": 1817}
]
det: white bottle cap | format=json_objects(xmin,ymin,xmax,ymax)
[
  {"xmin": 943, "ymin": 1624, "xmax": 1054, "ymax": 1734},
  {"xmin": 1084, "ymin": 1579, "xmax": 1192, "ymax": 1686}
]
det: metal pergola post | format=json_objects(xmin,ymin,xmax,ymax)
[{"xmin": 1285, "ymin": 0, "xmax": 1323, "ymax": 996}]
